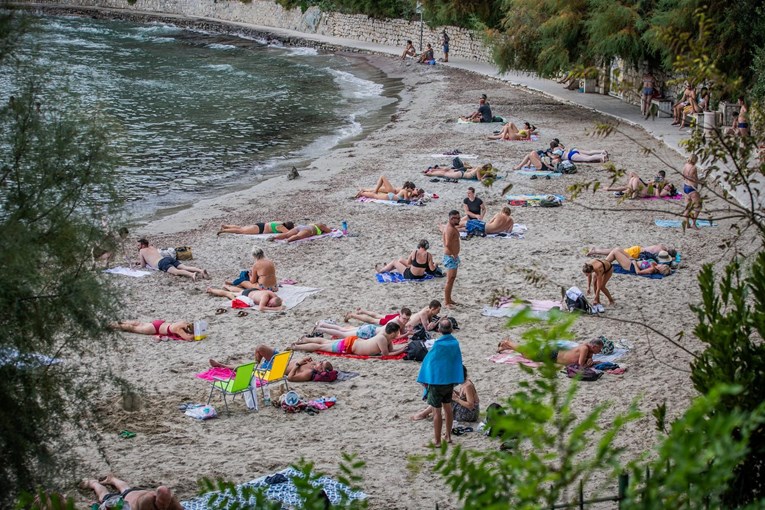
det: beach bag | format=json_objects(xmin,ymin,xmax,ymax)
[
  {"xmin": 193, "ymin": 320, "xmax": 208, "ymax": 341},
  {"xmin": 566, "ymin": 363, "xmax": 603, "ymax": 381},
  {"xmin": 452, "ymin": 157, "xmax": 465, "ymax": 170},
  {"xmin": 445, "ymin": 316, "xmax": 460, "ymax": 330},
  {"xmin": 404, "ymin": 339, "xmax": 428, "ymax": 362},
  {"xmin": 175, "ymin": 246, "xmax": 193, "ymax": 260},
  {"xmin": 539, "ymin": 195, "xmax": 562, "ymax": 207},
  {"xmin": 465, "ymin": 219, "xmax": 486, "ymax": 236},
  {"xmin": 428, "ymin": 266, "xmax": 445, "ymax": 278},
  {"xmin": 565, "ymin": 287, "xmax": 593, "ymax": 314},
  {"xmin": 556, "ymin": 160, "xmax": 577, "ymax": 174},
  {"xmin": 410, "ymin": 324, "xmax": 430, "ymax": 342}
]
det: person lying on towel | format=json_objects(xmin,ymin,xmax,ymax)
[
  {"xmin": 209, "ymin": 344, "xmax": 336, "ymax": 382},
  {"xmin": 290, "ymin": 322, "xmax": 406, "ymax": 356},
  {"xmin": 497, "ymin": 338, "xmax": 607, "ymax": 367}
]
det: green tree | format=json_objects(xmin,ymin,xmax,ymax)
[{"xmin": 0, "ymin": 11, "xmax": 123, "ymax": 506}]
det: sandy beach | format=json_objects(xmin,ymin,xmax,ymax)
[{"xmin": 67, "ymin": 32, "xmax": 741, "ymax": 509}]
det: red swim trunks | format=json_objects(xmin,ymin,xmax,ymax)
[{"xmin": 378, "ymin": 313, "xmax": 399, "ymax": 326}]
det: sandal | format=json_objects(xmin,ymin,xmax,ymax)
[
  {"xmin": 215, "ymin": 308, "xmax": 228, "ymax": 315},
  {"xmin": 236, "ymin": 310, "xmax": 249, "ymax": 317}
]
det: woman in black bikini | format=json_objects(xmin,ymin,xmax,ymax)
[
  {"xmin": 217, "ymin": 221, "xmax": 295, "ymax": 235},
  {"xmin": 376, "ymin": 239, "xmax": 438, "ymax": 279},
  {"xmin": 582, "ymin": 259, "xmax": 615, "ymax": 308}
]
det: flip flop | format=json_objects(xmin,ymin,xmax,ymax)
[
  {"xmin": 118, "ymin": 430, "xmax": 136, "ymax": 439},
  {"xmin": 215, "ymin": 308, "xmax": 227, "ymax": 315},
  {"xmin": 451, "ymin": 427, "xmax": 465, "ymax": 436},
  {"xmin": 236, "ymin": 310, "xmax": 249, "ymax": 317}
]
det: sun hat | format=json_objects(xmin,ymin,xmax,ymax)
[{"xmin": 657, "ymin": 250, "xmax": 673, "ymax": 263}]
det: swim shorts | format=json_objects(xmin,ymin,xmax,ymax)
[
  {"xmin": 426, "ymin": 384, "xmax": 454, "ymax": 408},
  {"xmin": 378, "ymin": 313, "xmax": 399, "ymax": 326},
  {"xmin": 331, "ymin": 336, "xmax": 357, "ymax": 354},
  {"xmin": 442, "ymin": 254, "xmax": 461, "ymax": 270},
  {"xmin": 684, "ymin": 184, "xmax": 696, "ymax": 194},
  {"xmin": 403, "ymin": 267, "xmax": 425, "ymax": 280},
  {"xmin": 643, "ymin": 87, "xmax": 653, "ymax": 95},
  {"xmin": 157, "ymin": 257, "xmax": 181, "ymax": 272},
  {"xmin": 356, "ymin": 324, "xmax": 378, "ymax": 339}
]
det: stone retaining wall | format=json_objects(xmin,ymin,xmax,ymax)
[{"xmin": 19, "ymin": 0, "xmax": 493, "ymax": 62}]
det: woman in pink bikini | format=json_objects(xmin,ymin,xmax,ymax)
[{"xmin": 110, "ymin": 320, "xmax": 195, "ymax": 341}]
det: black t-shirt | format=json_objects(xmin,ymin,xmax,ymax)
[
  {"xmin": 463, "ymin": 196, "xmax": 484, "ymax": 215},
  {"xmin": 478, "ymin": 103, "xmax": 493, "ymax": 123}
]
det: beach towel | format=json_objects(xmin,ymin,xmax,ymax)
[
  {"xmin": 514, "ymin": 169, "xmax": 562, "ymax": 178},
  {"xmin": 375, "ymin": 272, "xmax": 435, "ymax": 283},
  {"xmin": 497, "ymin": 134, "xmax": 540, "ymax": 142},
  {"xmin": 655, "ymin": 219, "xmax": 715, "ymax": 228},
  {"xmin": 103, "ymin": 266, "xmax": 153, "ymax": 277},
  {"xmin": 237, "ymin": 233, "xmax": 278, "ymax": 239},
  {"xmin": 226, "ymin": 285, "xmax": 322, "ymax": 311},
  {"xmin": 0, "ymin": 348, "xmax": 63, "ymax": 369},
  {"xmin": 275, "ymin": 229, "xmax": 346, "ymax": 243},
  {"xmin": 181, "ymin": 467, "xmax": 366, "ymax": 510},
  {"xmin": 315, "ymin": 350, "xmax": 407, "ymax": 360},
  {"xmin": 355, "ymin": 197, "xmax": 427, "ymax": 207},
  {"xmin": 612, "ymin": 264, "xmax": 668, "ymax": 279},
  {"xmin": 488, "ymin": 351, "xmax": 541, "ymax": 368},
  {"xmin": 460, "ymin": 223, "xmax": 527, "ymax": 239},
  {"xmin": 334, "ymin": 370, "xmax": 360, "ymax": 381},
  {"xmin": 481, "ymin": 299, "xmax": 562, "ymax": 319},
  {"xmin": 417, "ymin": 334, "xmax": 464, "ymax": 385},
  {"xmin": 505, "ymin": 194, "xmax": 566, "ymax": 206},
  {"xmin": 427, "ymin": 153, "xmax": 479, "ymax": 159},
  {"xmin": 592, "ymin": 348, "xmax": 629, "ymax": 363}
]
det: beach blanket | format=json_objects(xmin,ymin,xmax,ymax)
[
  {"xmin": 103, "ymin": 266, "xmax": 153, "ymax": 277},
  {"xmin": 612, "ymin": 264, "xmax": 668, "ymax": 279},
  {"xmin": 315, "ymin": 350, "xmax": 407, "ymax": 360},
  {"xmin": 181, "ymin": 467, "xmax": 366, "ymax": 510},
  {"xmin": 460, "ymin": 223, "xmax": 527, "ymax": 239},
  {"xmin": 505, "ymin": 194, "xmax": 566, "ymax": 206},
  {"xmin": 655, "ymin": 219, "xmax": 715, "ymax": 228},
  {"xmin": 236, "ymin": 233, "xmax": 278, "ymax": 239},
  {"xmin": 514, "ymin": 169, "xmax": 562, "ymax": 178},
  {"xmin": 481, "ymin": 299, "xmax": 562, "ymax": 319},
  {"xmin": 0, "ymin": 348, "xmax": 63, "ymax": 368},
  {"xmin": 227, "ymin": 285, "xmax": 322, "ymax": 311},
  {"xmin": 375, "ymin": 272, "xmax": 435, "ymax": 283},
  {"xmin": 355, "ymin": 197, "xmax": 428, "ymax": 207}
]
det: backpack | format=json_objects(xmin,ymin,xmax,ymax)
[
  {"xmin": 452, "ymin": 157, "xmax": 465, "ymax": 170},
  {"xmin": 539, "ymin": 195, "xmax": 563, "ymax": 207},
  {"xmin": 556, "ymin": 160, "xmax": 577, "ymax": 174},
  {"xmin": 465, "ymin": 219, "xmax": 486, "ymax": 236},
  {"xmin": 410, "ymin": 324, "xmax": 430, "ymax": 342},
  {"xmin": 564, "ymin": 286, "xmax": 593, "ymax": 314},
  {"xmin": 404, "ymin": 339, "xmax": 428, "ymax": 361},
  {"xmin": 565, "ymin": 363, "xmax": 603, "ymax": 381},
  {"xmin": 428, "ymin": 266, "xmax": 445, "ymax": 278}
]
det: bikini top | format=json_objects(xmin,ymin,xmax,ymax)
[
  {"xmin": 411, "ymin": 251, "xmax": 430, "ymax": 269},
  {"xmin": 269, "ymin": 221, "xmax": 279, "ymax": 232}
]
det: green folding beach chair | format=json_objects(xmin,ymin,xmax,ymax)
[{"xmin": 207, "ymin": 362, "xmax": 257, "ymax": 414}]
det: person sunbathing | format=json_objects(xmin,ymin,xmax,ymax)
[
  {"xmin": 606, "ymin": 171, "xmax": 656, "ymax": 198},
  {"xmin": 206, "ymin": 285, "xmax": 284, "ymax": 311},
  {"xmin": 290, "ymin": 322, "xmax": 406, "ymax": 356},
  {"xmin": 268, "ymin": 223, "xmax": 330, "ymax": 243},
  {"xmin": 217, "ymin": 221, "xmax": 295, "ymax": 236},
  {"xmin": 587, "ymin": 244, "xmax": 676, "ymax": 259},
  {"xmin": 356, "ymin": 176, "xmax": 423, "ymax": 201},
  {"xmin": 311, "ymin": 320, "xmax": 384, "ymax": 339},
  {"xmin": 551, "ymin": 146, "xmax": 608, "ymax": 163},
  {"xmin": 344, "ymin": 307, "xmax": 412, "ymax": 327},
  {"xmin": 513, "ymin": 149, "xmax": 554, "ymax": 171},
  {"xmin": 488, "ymin": 121, "xmax": 536, "ymax": 141},
  {"xmin": 110, "ymin": 320, "xmax": 195, "ymax": 341},
  {"xmin": 424, "ymin": 162, "xmax": 493, "ymax": 180},
  {"xmin": 209, "ymin": 345, "xmax": 334, "ymax": 382},
  {"xmin": 605, "ymin": 248, "xmax": 672, "ymax": 276},
  {"xmin": 376, "ymin": 239, "xmax": 437, "ymax": 279},
  {"xmin": 497, "ymin": 338, "xmax": 604, "ymax": 367},
  {"xmin": 485, "ymin": 207, "xmax": 515, "ymax": 234},
  {"xmin": 81, "ymin": 474, "xmax": 182, "ymax": 510}
]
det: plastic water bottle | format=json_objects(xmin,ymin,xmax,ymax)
[
  {"xmin": 263, "ymin": 384, "xmax": 271, "ymax": 407},
  {"xmin": 341, "ymin": 220, "xmax": 348, "ymax": 235}
]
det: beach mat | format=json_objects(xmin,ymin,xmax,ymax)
[
  {"xmin": 181, "ymin": 466, "xmax": 366, "ymax": 510},
  {"xmin": 103, "ymin": 266, "xmax": 153, "ymax": 277},
  {"xmin": 612, "ymin": 265, "xmax": 667, "ymax": 279},
  {"xmin": 228, "ymin": 285, "xmax": 322, "ymax": 311},
  {"xmin": 505, "ymin": 194, "xmax": 565, "ymax": 206},
  {"xmin": 655, "ymin": 219, "xmax": 715, "ymax": 228},
  {"xmin": 375, "ymin": 272, "xmax": 434, "ymax": 283}
]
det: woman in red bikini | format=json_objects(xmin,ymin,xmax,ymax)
[{"xmin": 110, "ymin": 320, "xmax": 194, "ymax": 341}]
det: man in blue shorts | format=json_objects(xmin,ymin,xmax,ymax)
[{"xmin": 442, "ymin": 210, "xmax": 461, "ymax": 308}]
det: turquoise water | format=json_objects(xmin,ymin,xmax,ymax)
[{"xmin": 4, "ymin": 14, "xmax": 398, "ymax": 219}]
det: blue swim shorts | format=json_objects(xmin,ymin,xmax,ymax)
[{"xmin": 442, "ymin": 254, "xmax": 461, "ymax": 270}]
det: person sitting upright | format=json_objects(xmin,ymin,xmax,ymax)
[
  {"xmin": 137, "ymin": 238, "xmax": 209, "ymax": 281},
  {"xmin": 485, "ymin": 207, "xmax": 515, "ymax": 234},
  {"xmin": 459, "ymin": 187, "xmax": 486, "ymax": 227},
  {"xmin": 460, "ymin": 95, "xmax": 492, "ymax": 123},
  {"xmin": 231, "ymin": 247, "xmax": 278, "ymax": 292},
  {"xmin": 417, "ymin": 43, "xmax": 435, "ymax": 64},
  {"xmin": 409, "ymin": 300, "xmax": 442, "ymax": 334},
  {"xmin": 376, "ymin": 239, "xmax": 437, "ymax": 280},
  {"xmin": 401, "ymin": 40, "xmax": 416, "ymax": 59}
]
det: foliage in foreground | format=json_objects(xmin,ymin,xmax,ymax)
[{"xmin": 1, "ymin": 12, "xmax": 123, "ymax": 506}]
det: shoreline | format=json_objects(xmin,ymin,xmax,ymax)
[{"xmin": 12, "ymin": 5, "xmax": 746, "ymax": 508}]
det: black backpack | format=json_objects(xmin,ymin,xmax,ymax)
[
  {"xmin": 452, "ymin": 157, "xmax": 465, "ymax": 170},
  {"xmin": 410, "ymin": 324, "xmax": 430, "ymax": 342},
  {"xmin": 404, "ymin": 339, "xmax": 428, "ymax": 361},
  {"xmin": 565, "ymin": 294, "xmax": 592, "ymax": 314}
]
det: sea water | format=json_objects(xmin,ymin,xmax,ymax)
[{"xmin": 2, "ymin": 14, "xmax": 398, "ymax": 220}]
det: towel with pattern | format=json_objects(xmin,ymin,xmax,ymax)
[
  {"xmin": 375, "ymin": 272, "xmax": 435, "ymax": 283},
  {"xmin": 180, "ymin": 467, "xmax": 366, "ymax": 510}
]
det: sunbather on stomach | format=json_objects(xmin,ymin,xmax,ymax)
[
  {"xmin": 290, "ymin": 322, "xmax": 406, "ymax": 356},
  {"xmin": 268, "ymin": 223, "xmax": 330, "ymax": 243},
  {"xmin": 217, "ymin": 221, "xmax": 295, "ymax": 236}
]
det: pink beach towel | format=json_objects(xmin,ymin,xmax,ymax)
[
  {"xmin": 195, "ymin": 367, "xmax": 267, "ymax": 387},
  {"xmin": 489, "ymin": 351, "xmax": 541, "ymax": 367}
]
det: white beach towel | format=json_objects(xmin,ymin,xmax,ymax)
[
  {"xmin": 103, "ymin": 266, "xmax": 153, "ymax": 278},
  {"xmin": 277, "ymin": 285, "xmax": 322, "ymax": 309},
  {"xmin": 482, "ymin": 299, "xmax": 562, "ymax": 319},
  {"xmin": 426, "ymin": 153, "xmax": 479, "ymax": 159}
]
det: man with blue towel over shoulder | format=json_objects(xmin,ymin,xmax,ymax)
[{"xmin": 417, "ymin": 318, "xmax": 464, "ymax": 447}]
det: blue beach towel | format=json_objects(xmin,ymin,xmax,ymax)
[
  {"xmin": 375, "ymin": 272, "xmax": 434, "ymax": 283},
  {"xmin": 612, "ymin": 264, "xmax": 667, "ymax": 279},
  {"xmin": 514, "ymin": 170, "xmax": 562, "ymax": 178},
  {"xmin": 655, "ymin": 219, "xmax": 715, "ymax": 228},
  {"xmin": 417, "ymin": 334, "xmax": 464, "ymax": 385}
]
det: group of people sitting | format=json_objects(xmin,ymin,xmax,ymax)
[
  {"xmin": 607, "ymin": 170, "xmax": 677, "ymax": 198},
  {"xmin": 514, "ymin": 138, "xmax": 608, "ymax": 171}
]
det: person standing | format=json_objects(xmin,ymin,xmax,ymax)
[
  {"xmin": 682, "ymin": 154, "xmax": 702, "ymax": 229},
  {"xmin": 443, "ymin": 210, "xmax": 461, "ymax": 308},
  {"xmin": 442, "ymin": 30, "xmax": 450, "ymax": 62},
  {"xmin": 641, "ymin": 70, "xmax": 655, "ymax": 117},
  {"xmin": 416, "ymin": 318, "xmax": 464, "ymax": 447}
]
